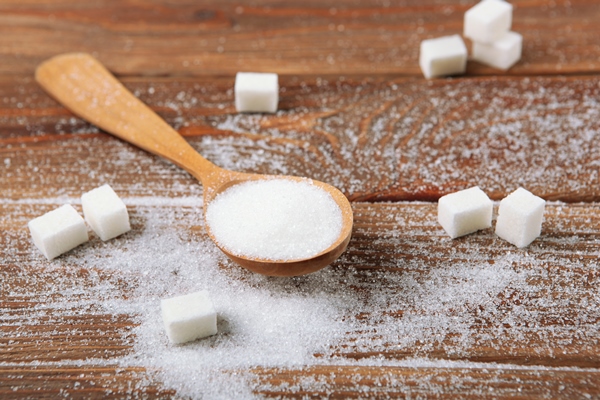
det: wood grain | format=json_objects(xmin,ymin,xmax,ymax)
[
  {"xmin": 0, "ymin": 366, "xmax": 175, "ymax": 399},
  {"xmin": 2, "ymin": 75, "xmax": 599, "ymax": 203},
  {"xmin": 0, "ymin": 0, "xmax": 599, "ymax": 77},
  {"xmin": 2, "ymin": 201, "xmax": 600, "ymax": 397},
  {"xmin": 2, "ymin": 0, "xmax": 600, "ymax": 397},
  {"xmin": 253, "ymin": 366, "xmax": 600, "ymax": 399}
]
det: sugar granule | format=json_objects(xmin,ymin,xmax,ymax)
[{"xmin": 206, "ymin": 179, "xmax": 343, "ymax": 261}]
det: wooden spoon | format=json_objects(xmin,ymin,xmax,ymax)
[{"xmin": 35, "ymin": 53, "xmax": 353, "ymax": 277}]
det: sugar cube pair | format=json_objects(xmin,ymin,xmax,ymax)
[
  {"xmin": 28, "ymin": 184, "xmax": 130, "ymax": 260},
  {"xmin": 419, "ymin": 0, "xmax": 521, "ymax": 79},
  {"xmin": 465, "ymin": 0, "xmax": 522, "ymax": 70},
  {"xmin": 438, "ymin": 186, "xmax": 545, "ymax": 248}
]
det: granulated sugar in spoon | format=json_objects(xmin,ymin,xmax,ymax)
[{"xmin": 35, "ymin": 53, "xmax": 353, "ymax": 277}]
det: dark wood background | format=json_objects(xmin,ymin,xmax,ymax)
[{"xmin": 2, "ymin": 0, "xmax": 600, "ymax": 398}]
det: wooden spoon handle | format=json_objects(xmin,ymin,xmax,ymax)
[{"xmin": 35, "ymin": 52, "xmax": 218, "ymax": 180}]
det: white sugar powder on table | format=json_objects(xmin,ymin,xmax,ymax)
[{"xmin": 205, "ymin": 178, "xmax": 343, "ymax": 261}]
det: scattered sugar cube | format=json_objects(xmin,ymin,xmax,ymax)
[
  {"xmin": 473, "ymin": 31, "xmax": 522, "ymax": 70},
  {"xmin": 235, "ymin": 72, "xmax": 278, "ymax": 113},
  {"xmin": 161, "ymin": 290, "xmax": 218, "ymax": 344},
  {"xmin": 438, "ymin": 186, "xmax": 493, "ymax": 239},
  {"xmin": 495, "ymin": 188, "xmax": 545, "ymax": 248},
  {"xmin": 419, "ymin": 35, "xmax": 467, "ymax": 79},
  {"xmin": 464, "ymin": 0, "xmax": 513, "ymax": 44},
  {"xmin": 28, "ymin": 204, "xmax": 89, "ymax": 260},
  {"xmin": 81, "ymin": 184, "xmax": 130, "ymax": 241}
]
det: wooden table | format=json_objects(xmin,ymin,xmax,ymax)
[{"xmin": 2, "ymin": 1, "xmax": 600, "ymax": 398}]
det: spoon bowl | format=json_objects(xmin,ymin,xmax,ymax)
[{"xmin": 35, "ymin": 53, "xmax": 353, "ymax": 277}]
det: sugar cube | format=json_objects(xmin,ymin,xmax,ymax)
[
  {"xmin": 28, "ymin": 204, "xmax": 89, "ymax": 260},
  {"xmin": 161, "ymin": 290, "xmax": 218, "ymax": 344},
  {"xmin": 438, "ymin": 186, "xmax": 493, "ymax": 239},
  {"xmin": 472, "ymin": 31, "xmax": 522, "ymax": 70},
  {"xmin": 464, "ymin": 0, "xmax": 513, "ymax": 44},
  {"xmin": 235, "ymin": 72, "xmax": 278, "ymax": 113},
  {"xmin": 419, "ymin": 35, "xmax": 468, "ymax": 79},
  {"xmin": 495, "ymin": 188, "xmax": 545, "ymax": 248},
  {"xmin": 81, "ymin": 184, "xmax": 130, "ymax": 241}
]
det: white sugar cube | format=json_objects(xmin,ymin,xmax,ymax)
[
  {"xmin": 438, "ymin": 186, "xmax": 493, "ymax": 238},
  {"xmin": 464, "ymin": 0, "xmax": 513, "ymax": 44},
  {"xmin": 28, "ymin": 204, "xmax": 89, "ymax": 260},
  {"xmin": 235, "ymin": 72, "xmax": 278, "ymax": 113},
  {"xmin": 419, "ymin": 35, "xmax": 467, "ymax": 79},
  {"xmin": 473, "ymin": 31, "xmax": 522, "ymax": 70},
  {"xmin": 495, "ymin": 188, "xmax": 545, "ymax": 248},
  {"xmin": 161, "ymin": 290, "xmax": 217, "ymax": 344},
  {"xmin": 81, "ymin": 184, "xmax": 130, "ymax": 241}
]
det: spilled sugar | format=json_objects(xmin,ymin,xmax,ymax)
[
  {"xmin": 9, "ymin": 198, "xmax": 350, "ymax": 397},
  {"xmin": 202, "ymin": 77, "xmax": 600, "ymax": 200},
  {"xmin": 3, "ymin": 76, "xmax": 599, "ymax": 202},
  {"xmin": 4, "ymin": 196, "xmax": 599, "ymax": 398},
  {"xmin": 206, "ymin": 179, "xmax": 343, "ymax": 261}
]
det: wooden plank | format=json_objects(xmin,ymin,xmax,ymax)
[
  {"xmin": 0, "ymin": 0, "xmax": 599, "ymax": 77},
  {"xmin": 2, "ymin": 201, "xmax": 599, "ymax": 397},
  {"xmin": 336, "ymin": 203, "xmax": 600, "ymax": 369},
  {"xmin": 2, "ymin": 364, "xmax": 598, "ymax": 399},
  {"xmin": 0, "ymin": 366, "xmax": 175, "ymax": 399},
  {"xmin": 2, "ymin": 364, "xmax": 599, "ymax": 399},
  {"xmin": 253, "ymin": 365, "xmax": 600, "ymax": 399},
  {"xmin": 2, "ymin": 75, "xmax": 599, "ymax": 202}
]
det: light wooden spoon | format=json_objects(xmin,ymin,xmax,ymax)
[{"xmin": 35, "ymin": 53, "xmax": 353, "ymax": 277}]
